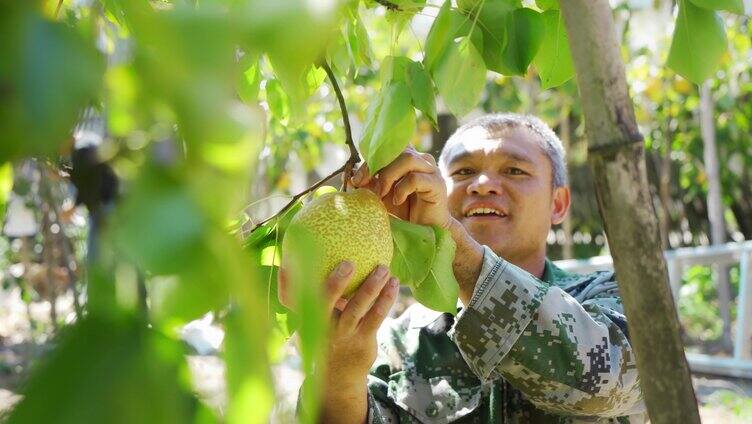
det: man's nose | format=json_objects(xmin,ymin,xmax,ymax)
[{"xmin": 468, "ymin": 174, "xmax": 501, "ymax": 195}]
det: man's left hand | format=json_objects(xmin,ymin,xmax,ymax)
[{"xmin": 351, "ymin": 148, "xmax": 451, "ymax": 229}]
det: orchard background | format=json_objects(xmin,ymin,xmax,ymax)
[{"xmin": 1, "ymin": 0, "xmax": 751, "ymax": 423}]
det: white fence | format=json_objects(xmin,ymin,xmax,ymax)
[{"xmin": 555, "ymin": 240, "xmax": 752, "ymax": 379}]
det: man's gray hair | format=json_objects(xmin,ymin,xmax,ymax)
[{"xmin": 439, "ymin": 113, "xmax": 568, "ymax": 188}]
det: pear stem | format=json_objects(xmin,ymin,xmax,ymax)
[{"xmin": 246, "ymin": 163, "xmax": 347, "ymax": 236}]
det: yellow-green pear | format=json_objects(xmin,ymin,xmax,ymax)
[{"xmin": 282, "ymin": 188, "xmax": 393, "ymax": 299}]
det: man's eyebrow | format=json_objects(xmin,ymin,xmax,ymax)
[
  {"xmin": 445, "ymin": 150, "xmax": 536, "ymax": 166},
  {"xmin": 445, "ymin": 150, "xmax": 473, "ymax": 166},
  {"xmin": 504, "ymin": 151, "xmax": 536, "ymax": 166}
]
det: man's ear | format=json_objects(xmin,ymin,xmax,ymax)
[{"xmin": 551, "ymin": 186, "xmax": 570, "ymax": 226}]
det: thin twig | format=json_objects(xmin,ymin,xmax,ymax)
[
  {"xmin": 247, "ymin": 163, "xmax": 347, "ymax": 235},
  {"xmin": 246, "ymin": 61, "xmax": 360, "ymax": 237},
  {"xmin": 55, "ymin": 0, "xmax": 64, "ymax": 18},
  {"xmin": 374, "ymin": 0, "xmax": 401, "ymax": 11},
  {"xmin": 42, "ymin": 164, "xmax": 83, "ymax": 319},
  {"xmin": 321, "ymin": 61, "xmax": 359, "ymax": 187}
]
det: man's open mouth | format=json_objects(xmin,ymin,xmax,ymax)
[{"xmin": 465, "ymin": 207, "xmax": 507, "ymax": 218}]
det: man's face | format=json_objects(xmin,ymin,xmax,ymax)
[{"xmin": 441, "ymin": 125, "xmax": 568, "ymax": 264}]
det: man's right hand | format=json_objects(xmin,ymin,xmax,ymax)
[{"xmin": 278, "ymin": 261, "xmax": 399, "ymax": 423}]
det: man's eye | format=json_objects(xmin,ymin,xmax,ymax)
[
  {"xmin": 507, "ymin": 168, "xmax": 526, "ymax": 176},
  {"xmin": 453, "ymin": 168, "xmax": 474, "ymax": 176}
]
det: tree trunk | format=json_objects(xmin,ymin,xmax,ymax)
[
  {"xmin": 658, "ymin": 125, "xmax": 673, "ymax": 250},
  {"xmin": 560, "ymin": 105, "xmax": 574, "ymax": 259},
  {"xmin": 700, "ymin": 81, "xmax": 732, "ymax": 352},
  {"xmin": 429, "ymin": 113, "xmax": 458, "ymax": 159},
  {"xmin": 559, "ymin": 1, "xmax": 700, "ymax": 423}
]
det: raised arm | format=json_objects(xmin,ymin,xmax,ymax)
[{"xmin": 449, "ymin": 247, "xmax": 645, "ymax": 417}]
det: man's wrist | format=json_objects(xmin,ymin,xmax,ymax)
[
  {"xmin": 446, "ymin": 217, "xmax": 484, "ymax": 305},
  {"xmin": 324, "ymin": 372, "xmax": 367, "ymax": 400},
  {"xmin": 320, "ymin": 373, "xmax": 369, "ymax": 424}
]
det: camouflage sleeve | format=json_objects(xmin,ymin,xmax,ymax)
[
  {"xmin": 448, "ymin": 246, "xmax": 645, "ymax": 417},
  {"xmin": 365, "ymin": 375, "xmax": 401, "ymax": 423}
]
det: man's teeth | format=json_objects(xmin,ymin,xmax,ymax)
[{"xmin": 467, "ymin": 208, "xmax": 505, "ymax": 217}]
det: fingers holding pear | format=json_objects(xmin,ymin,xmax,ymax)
[{"xmin": 337, "ymin": 265, "xmax": 391, "ymax": 334}]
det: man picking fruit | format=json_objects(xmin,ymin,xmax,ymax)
[{"xmin": 280, "ymin": 113, "xmax": 645, "ymax": 423}]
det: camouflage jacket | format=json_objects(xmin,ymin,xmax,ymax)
[{"xmin": 365, "ymin": 246, "xmax": 646, "ymax": 423}]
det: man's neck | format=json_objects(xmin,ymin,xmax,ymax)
[{"xmin": 503, "ymin": 252, "xmax": 547, "ymax": 280}]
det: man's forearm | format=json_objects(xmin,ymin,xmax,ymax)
[{"xmin": 446, "ymin": 217, "xmax": 484, "ymax": 306}]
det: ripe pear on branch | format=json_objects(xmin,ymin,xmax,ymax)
[{"xmin": 281, "ymin": 188, "xmax": 393, "ymax": 298}]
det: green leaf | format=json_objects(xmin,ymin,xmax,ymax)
[
  {"xmin": 689, "ymin": 0, "xmax": 745, "ymax": 15},
  {"xmin": 668, "ymin": 0, "xmax": 728, "ymax": 84},
  {"xmin": 385, "ymin": 0, "xmax": 427, "ymax": 40},
  {"xmin": 148, "ymin": 267, "xmax": 229, "ymax": 325},
  {"xmin": 305, "ymin": 65, "xmax": 328, "ymax": 95},
  {"xmin": 533, "ymin": 10, "xmax": 574, "ymax": 89},
  {"xmin": 458, "ymin": 0, "xmax": 522, "ymax": 13},
  {"xmin": 413, "ymin": 226, "xmax": 459, "ymax": 314},
  {"xmin": 476, "ymin": 1, "xmax": 517, "ymax": 74},
  {"xmin": 0, "ymin": 7, "xmax": 105, "ymax": 162},
  {"xmin": 433, "ymin": 37, "xmax": 487, "ymax": 116},
  {"xmin": 260, "ymin": 245, "xmax": 282, "ymax": 266},
  {"xmin": 425, "ymin": 1, "xmax": 489, "ymax": 72},
  {"xmin": 327, "ymin": 31, "xmax": 352, "ymax": 75},
  {"xmin": 380, "ymin": 55, "xmax": 411, "ymax": 84},
  {"xmin": 535, "ymin": 0, "xmax": 559, "ymax": 11},
  {"xmin": 240, "ymin": 0, "xmax": 340, "ymax": 102},
  {"xmin": 347, "ymin": 11, "xmax": 373, "ymax": 67},
  {"xmin": 281, "ymin": 224, "xmax": 328, "ymax": 423},
  {"xmin": 105, "ymin": 65, "xmax": 139, "ymax": 137},
  {"xmin": 424, "ymin": 0, "xmax": 455, "ymax": 72},
  {"xmin": 109, "ymin": 169, "xmax": 208, "ymax": 276},
  {"xmin": 258, "ymin": 265, "xmax": 290, "ymax": 315},
  {"xmin": 243, "ymin": 222, "xmax": 277, "ymax": 251},
  {"xmin": 359, "ymin": 82, "xmax": 417, "ymax": 173},
  {"xmin": 492, "ymin": 8, "xmax": 545, "ymax": 75},
  {"xmin": 265, "ymin": 79, "xmax": 290, "ymax": 124},
  {"xmin": 405, "ymin": 61, "xmax": 437, "ymax": 127},
  {"xmin": 0, "ymin": 163, "xmax": 12, "ymax": 218},
  {"xmin": 238, "ymin": 59, "xmax": 261, "ymax": 104},
  {"xmin": 389, "ymin": 217, "xmax": 436, "ymax": 287},
  {"xmin": 8, "ymin": 315, "xmax": 205, "ymax": 424},
  {"xmin": 224, "ymin": 308, "xmax": 273, "ymax": 424},
  {"xmin": 381, "ymin": 57, "xmax": 436, "ymax": 127}
]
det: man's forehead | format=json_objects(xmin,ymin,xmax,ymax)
[{"xmin": 442, "ymin": 125, "xmax": 542, "ymax": 164}]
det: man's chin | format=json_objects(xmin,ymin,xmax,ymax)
[
  {"xmin": 463, "ymin": 222, "xmax": 510, "ymax": 250},
  {"xmin": 462, "ymin": 216, "xmax": 510, "ymax": 234}
]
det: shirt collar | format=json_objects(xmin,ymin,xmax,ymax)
[{"xmin": 542, "ymin": 258, "xmax": 570, "ymax": 284}]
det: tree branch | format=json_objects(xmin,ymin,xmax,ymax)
[
  {"xmin": 246, "ymin": 61, "xmax": 359, "ymax": 237},
  {"xmin": 321, "ymin": 61, "xmax": 359, "ymax": 187},
  {"xmin": 374, "ymin": 0, "xmax": 401, "ymax": 11},
  {"xmin": 55, "ymin": 0, "xmax": 64, "ymax": 18},
  {"xmin": 246, "ymin": 163, "xmax": 347, "ymax": 236}
]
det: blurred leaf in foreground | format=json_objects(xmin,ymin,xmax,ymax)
[
  {"xmin": 0, "ymin": 4, "xmax": 104, "ymax": 162},
  {"xmin": 8, "ymin": 315, "xmax": 208, "ymax": 424}
]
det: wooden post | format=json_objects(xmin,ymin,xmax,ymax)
[
  {"xmin": 699, "ymin": 81, "xmax": 732, "ymax": 352},
  {"xmin": 559, "ymin": 1, "xmax": 701, "ymax": 422}
]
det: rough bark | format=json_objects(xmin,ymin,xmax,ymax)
[
  {"xmin": 559, "ymin": 1, "xmax": 701, "ymax": 423},
  {"xmin": 658, "ymin": 125, "xmax": 673, "ymax": 250}
]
